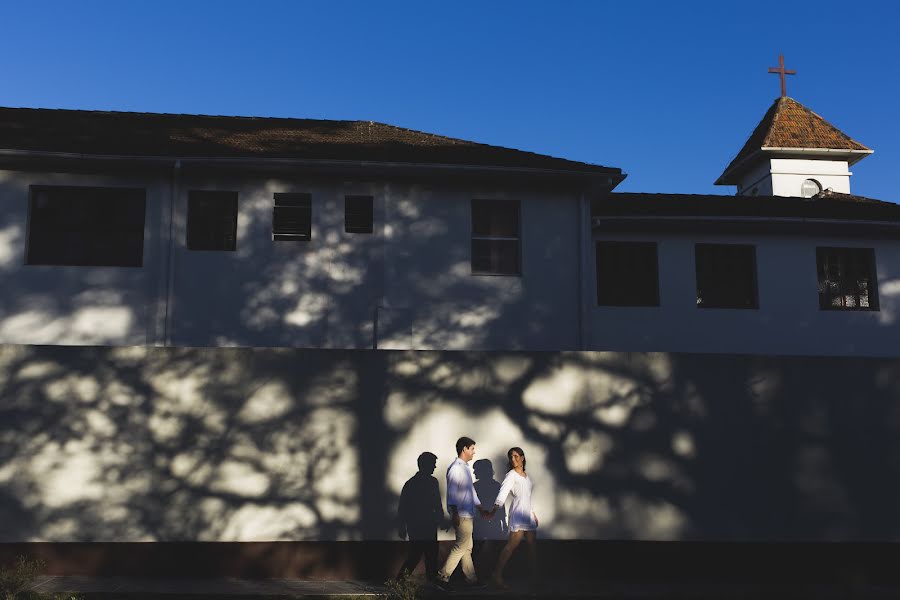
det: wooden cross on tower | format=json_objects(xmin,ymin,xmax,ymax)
[{"xmin": 768, "ymin": 55, "xmax": 796, "ymax": 98}]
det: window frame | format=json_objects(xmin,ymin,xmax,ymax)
[
  {"xmin": 694, "ymin": 243, "xmax": 759, "ymax": 310},
  {"xmin": 816, "ymin": 246, "xmax": 879, "ymax": 311},
  {"xmin": 470, "ymin": 198, "xmax": 521, "ymax": 277},
  {"xmin": 595, "ymin": 240, "xmax": 660, "ymax": 307},
  {"xmin": 187, "ymin": 190, "xmax": 239, "ymax": 251},
  {"xmin": 272, "ymin": 192, "xmax": 312, "ymax": 242},
  {"xmin": 344, "ymin": 195, "xmax": 374, "ymax": 234},
  {"xmin": 25, "ymin": 185, "xmax": 146, "ymax": 267}
]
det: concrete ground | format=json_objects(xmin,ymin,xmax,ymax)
[{"xmin": 27, "ymin": 575, "xmax": 900, "ymax": 599}]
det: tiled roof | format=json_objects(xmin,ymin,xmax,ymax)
[
  {"xmin": 0, "ymin": 107, "xmax": 620, "ymax": 176},
  {"xmin": 812, "ymin": 189, "xmax": 886, "ymax": 203},
  {"xmin": 716, "ymin": 97, "xmax": 871, "ymax": 185},
  {"xmin": 593, "ymin": 192, "xmax": 900, "ymax": 221}
]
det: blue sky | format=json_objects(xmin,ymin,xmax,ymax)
[{"xmin": 1, "ymin": 1, "xmax": 897, "ymax": 199}]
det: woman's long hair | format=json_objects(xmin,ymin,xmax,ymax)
[{"xmin": 507, "ymin": 447, "xmax": 526, "ymax": 472}]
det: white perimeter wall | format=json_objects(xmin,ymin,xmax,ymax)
[
  {"xmin": 2, "ymin": 345, "xmax": 900, "ymax": 543},
  {"xmin": 589, "ymin": 231, "xmax": 900, "ymax": 356}
]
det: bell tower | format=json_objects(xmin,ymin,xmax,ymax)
[{"xmin": 715, "ymin": 57, "xmax": 872, "ymax": 197}]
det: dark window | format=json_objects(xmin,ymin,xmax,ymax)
[
  {"xmin": 26, "ymin": 186, "xmax": 145, "ymax": 267},
  {"xmin": 596, "ymin": 241, "xmax": 659, "ymax": 306},
  {"xmin": 816, "ymin": 247, "xmax": 878, "ymax": 310},
  {"xmin": 471, "ymin": 199, "xmax": 520, "ymax": 275},
  {"xmin": 272, "ymin": 193, "xmax": 312, "ymax": 242},
  {"xmin": 695, "ymin": 243, "xmax": 758, "ymax": 309},
  {"xmin": 345, "ymin": 195, "xmax": 373, "ymax": 233},
  {"xmin": 187, "ymin": 191, "xmax": 238, "ymax": 251}
]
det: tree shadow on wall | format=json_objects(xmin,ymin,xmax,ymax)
[
  {"xmin": 4, "ymin": 345, "xmax": 900, "ymax": 579},
  {"xmin": 385, "ymin": 350, "xmax": 900, "ymax": 542}
]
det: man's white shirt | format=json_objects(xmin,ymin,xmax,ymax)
[{"xmin": 446, "ymin": 457, "xmax": 481, "ymax": 518}]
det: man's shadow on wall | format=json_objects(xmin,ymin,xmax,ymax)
[{"xmin": 396, "ymin": 452, "xmax": 448, "ymax": 581}]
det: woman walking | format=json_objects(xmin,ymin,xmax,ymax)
[{"xmin": 487, "ymin": 447, "xmax": 538, "ymax": 589}]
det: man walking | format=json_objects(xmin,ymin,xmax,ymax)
[{"xmin": 436, "ymin": 436, "xmax": 487, "ymax": 591}]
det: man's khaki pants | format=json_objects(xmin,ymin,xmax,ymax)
[{"xmin": 438, "ymin": 517, "xmax": 476, "ymax": 583}]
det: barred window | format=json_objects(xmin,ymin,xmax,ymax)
[
  {"xmin": 471, "ymin": 199, "xmax": 520, "ymax": 276},
  {"xmin": 596, "ymin": 241, "xmax": 659, "ymax": 306},
  {"xmin": 272, "ymin": 193, "xmax": 312, "ymax": 242},
  {"xmin": 187, "ymin": 191, "xmax": 238, "ymax": 251},
  {"xmin": 345, "ymin": 195, "xmax": 373, "ymax": 233},
  {"xmin": 816, "ymin": 247, "xmax": 878, "ymax": 310},
  {"xmin": 27, "ymin": 186, "xmax": 146, "ymax": 267},
  {"xmin": 695, "ymin": 243, "xmax": 758, "ymax": 309}
]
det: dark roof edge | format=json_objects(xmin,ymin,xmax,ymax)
[
  {"xmin": 592, "ymin": 214, "xmax": 900, "ymax": 239},
  {"xmin": 714, "ymin": 149, "xmax": 763, "ymax": 185},
  {"xmin": 593, "ymin": 214, "xmax": 900, "ymax": 227},
  {"xmin": 601, "ymin": 190, "xmax": 897, "ymax": 207},
  {"xmin": 0, "ymin": 148, "xmax": 625, "ymax": 184}
]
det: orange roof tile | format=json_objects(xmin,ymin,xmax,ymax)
[{"xmin": 716, "ymin": 97, "xmax": 871, "ymax": 185}]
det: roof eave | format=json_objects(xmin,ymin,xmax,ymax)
[
  {"xmin": 760, "ymin": 146, "xmax": 874, "ymax": 165},
  {"xmin": 592, "ymin": 214, "xmax": 900, "ymax": 238},
  {"xmin": 714, "ymin": 148, "xmax": 762, "ymax": 186},
  {"xmin": 715, "ymin": 147, "xmax": 874, "ymax": 186},
  {"xmin": 0, "ymin": 148, "xmax": 624, "ymax": 188}
]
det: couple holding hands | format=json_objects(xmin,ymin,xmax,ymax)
[{"xmin": 437, "ymin": 436, "xmax": 538, "ymax": 591}]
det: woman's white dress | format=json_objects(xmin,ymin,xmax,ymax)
[{"xmin": 494, "ymin": 470, "xmax": 536, "ymax": 532}]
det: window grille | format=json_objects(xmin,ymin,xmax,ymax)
[
  {"xmin": 187, "ymin": 191, "xmax": 238, "ymax": 251},
  {"xmin": 471, "ymin": 199, "xmax": 520, "ymax": 275},
  {"xmin": 816, "ymin": 247, "xmax": 878, "ymax": 310}
]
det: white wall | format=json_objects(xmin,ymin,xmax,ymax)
[
  {"xmin": 0, "ymin": 169, "xmax": 168, "ymax": 345},
  {"xmin": 589, "ymin": 231, "xmax": 900, "ymax": 357},
  {"xmin": 166, "ymin": 174, "xmax": 582, "ymax": 350},
  {"xmin": 4, "ymin": 344, "xmax": 900, "ymax": 543},
  {"xmin": 770, "ymin": 158, "xmax": 851, "ymax": 196},
  {"xmin": 0, "ymin": 168, "xmax": 583, "ymax": 350},
  {"xmin": 737, "ymin": 158, "xmax": 852, "ymax": 197},
  {"xmin": 735, "ymin": 162, "xmax": 773, "ymax": 196}
]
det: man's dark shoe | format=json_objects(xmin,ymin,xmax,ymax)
[{"xmin": 434, "ymin": 578, "xmax": 453, "ymax": 592}]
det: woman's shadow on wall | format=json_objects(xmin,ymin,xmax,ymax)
[{"xmin": 472, "ymin": 458, "xmax": 507, "ymax": 580}]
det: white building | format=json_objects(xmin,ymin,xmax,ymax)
[
  {"xmin": 587, "ymin": 95, "xmax": 898, "ymax": 357},
  {"xmin": 2, "ymin": 95, "xmax": 900, "ymax": 577},
  {"xmin": 0, "ymin": 97, "xmax": 897, "ymax": 357},
  {"xmin": 0, "ymin": 107, "xmax": 624, "ymax": 351}
]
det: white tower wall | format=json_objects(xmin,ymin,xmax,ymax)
[{"xmin": 736, "ymin": 157, "xmax": 852, "ymax": 197}]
